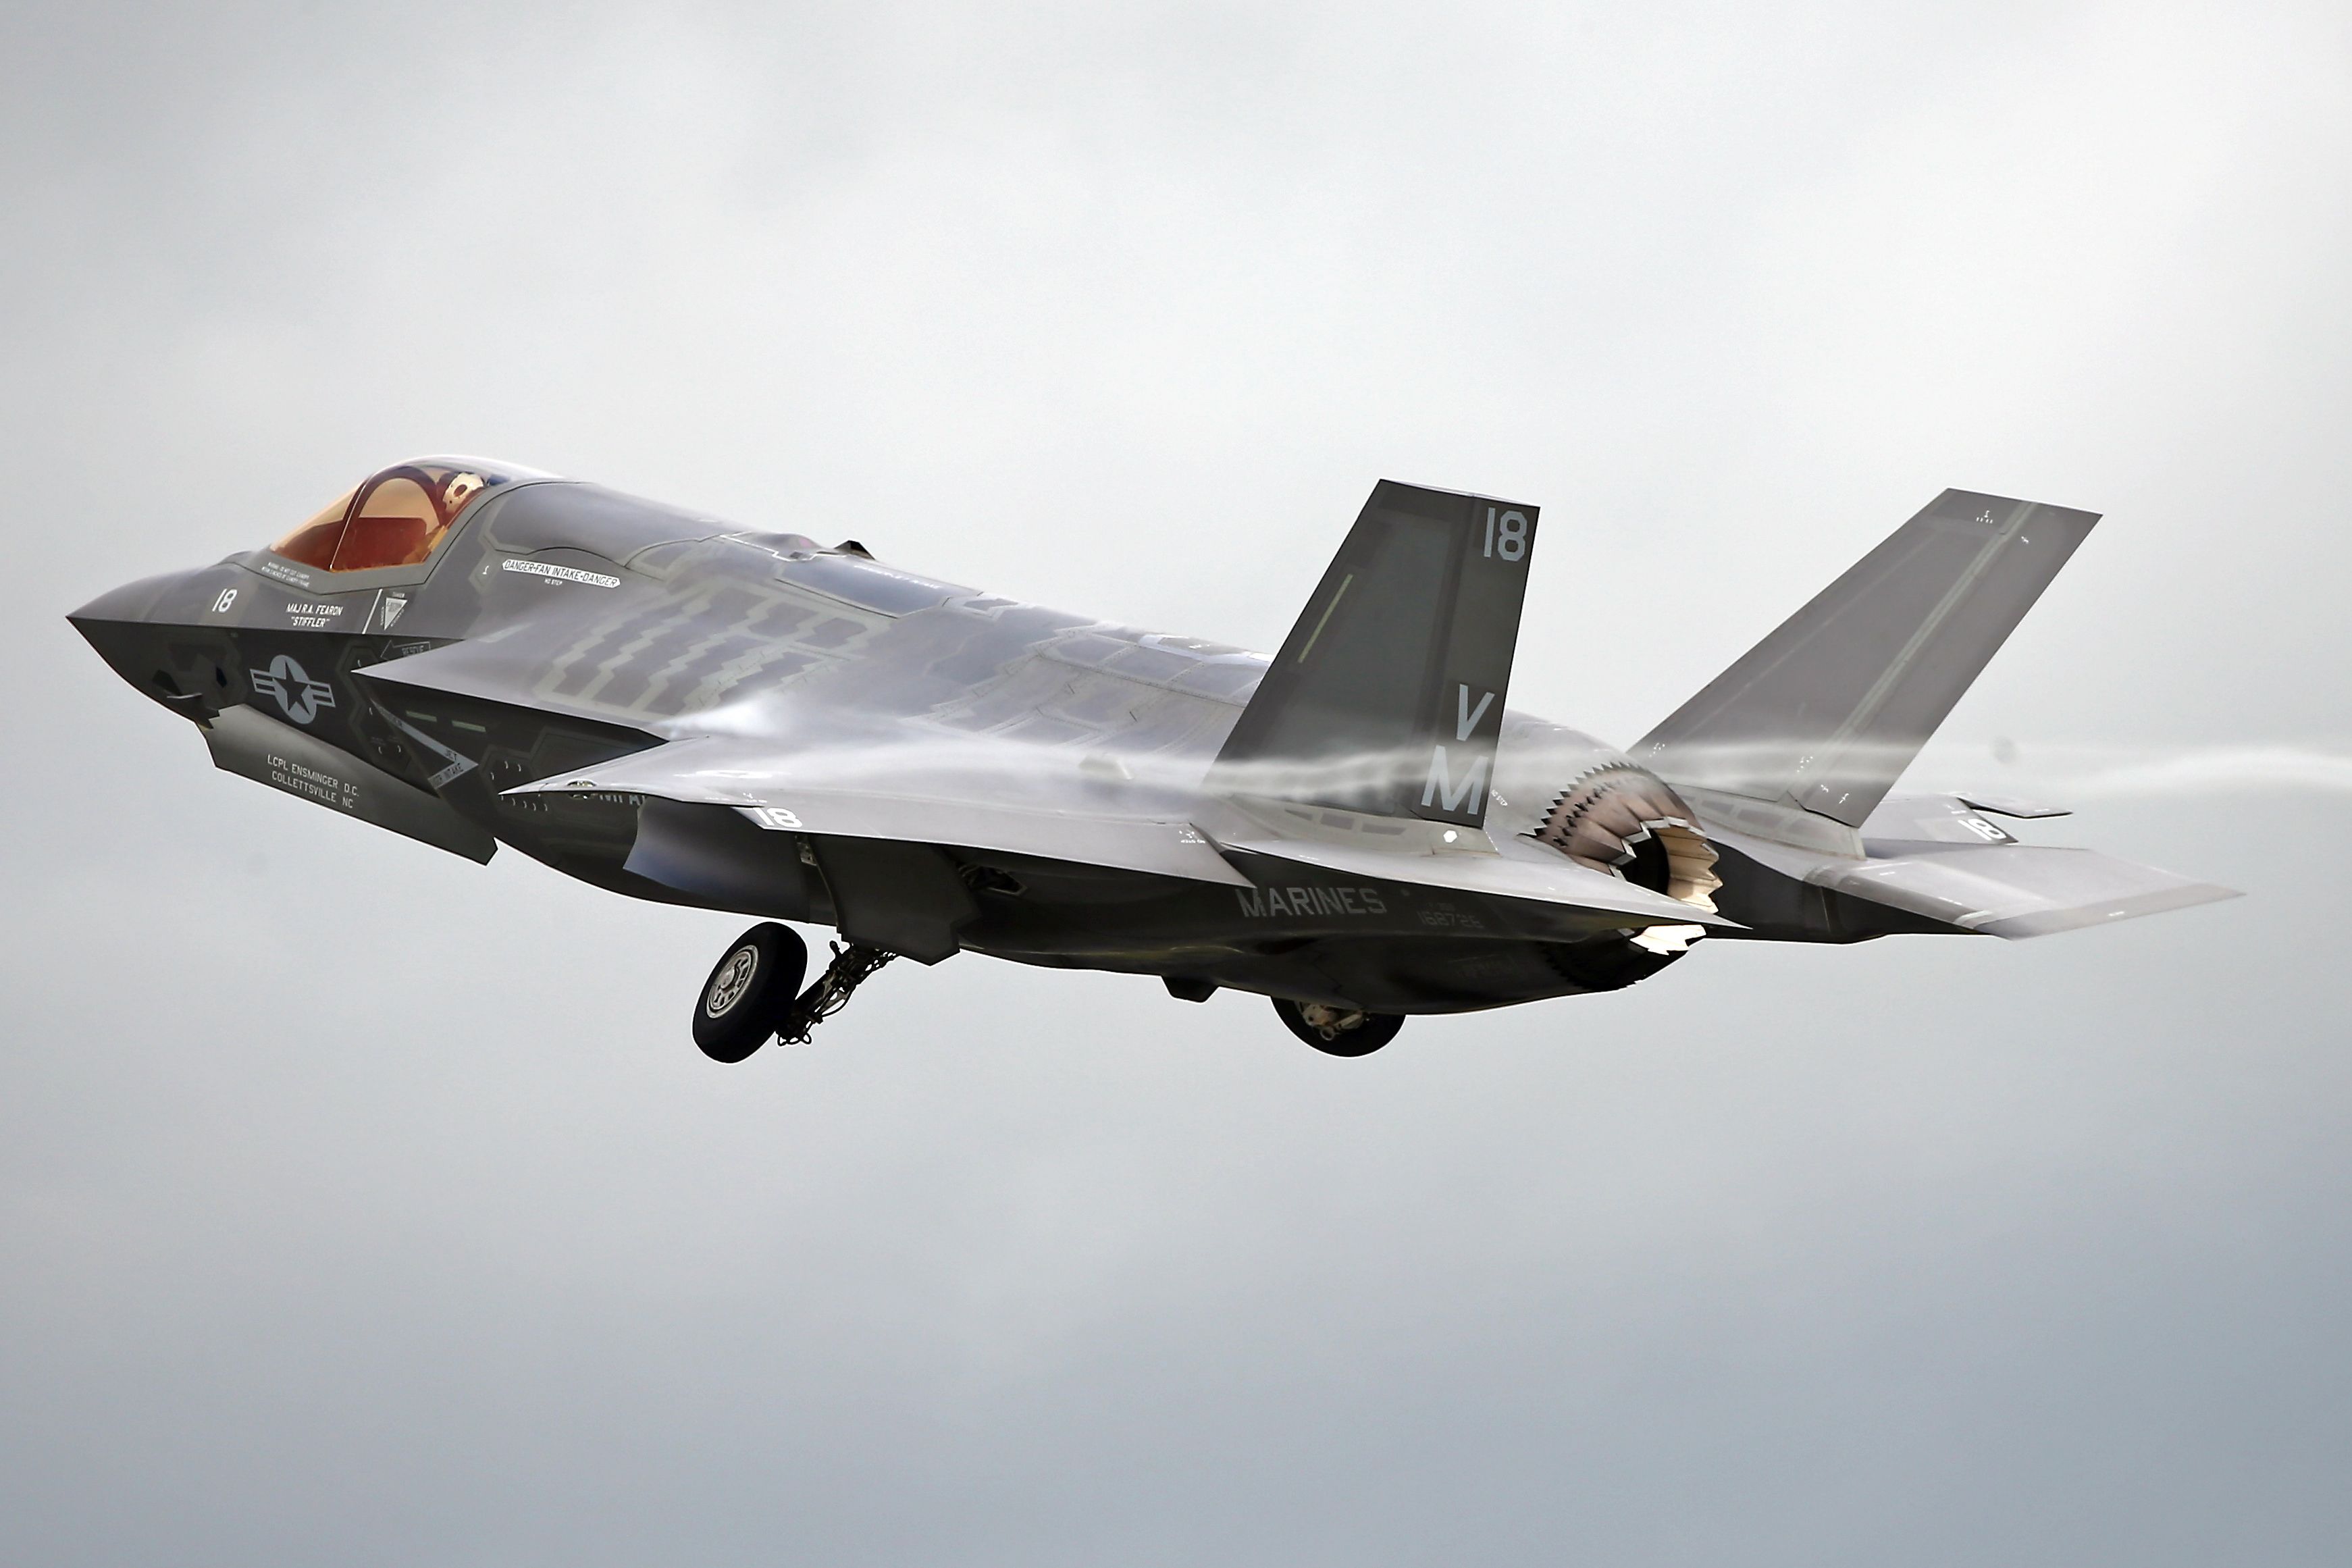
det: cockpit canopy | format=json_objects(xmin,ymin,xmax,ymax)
[{"xmin": 270, "ymin": 458, "xmax": 547, "ymax": 573}]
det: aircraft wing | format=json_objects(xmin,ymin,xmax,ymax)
[
  {"xmin": 362, "ymin": 585, "xmax": 1735, "ymax": 926},
  {"xmin": 509, "ymin": 738, "xmax": 1738, "ymax": 926},
  {"xmin": 506, "ymin": 740, "xmax": 1254, "ymax": 886},
  {"xmin": 502, "ymin": 736, "xmax": 1255, "ymax": 886}
]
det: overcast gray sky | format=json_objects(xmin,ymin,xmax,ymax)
[{"xmin": 5, "ymin": 3, "xmax": 2349, "ymax": 1563}]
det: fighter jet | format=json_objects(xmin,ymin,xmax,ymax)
[{"xmin": 71, "ymin": 459, "xmax": 2237, "ymax": 1059}]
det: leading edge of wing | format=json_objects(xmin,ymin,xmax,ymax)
[{"xmin": 505, "ymin": 739, "xmax": 1256, "ymax": 887}]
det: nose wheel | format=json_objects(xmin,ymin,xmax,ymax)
[
  {"xmin": 693, "ymin": 923, "xmax": 808, "ymax": 1062},
  {"xmin": 691, "ymin": 924, "xmax": 897, "ymax": 1063},
  {"xmin": 1272, "ymin": 997, "xmax": 1405, "ymax": 1056}
]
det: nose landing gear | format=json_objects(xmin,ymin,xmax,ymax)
[
  {"xmin": 693, "ymin": 923, "xmax": 807, "ymax": 1062},
  {"xmin": 691, "ymin": 923, "xmax": 897, "ymax": 1063},
  {"xmin": 1272, "ymin": 997, "xmax": 1405, "ymax": 1057},
  {"xmin": 775, "ymin": 940, "xmax": 896, "ymax": 1047}
]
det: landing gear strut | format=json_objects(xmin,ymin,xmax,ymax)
[
  {"xmin": 775, "ymin": 941, "xmax": 896, "ymax": 1046},
  {"xmin": 691, "ymin": 925, "xmax": 895, "ymax": 1063},
  {"xmin": 1272, "ymin": 997, "xmax": 1405, "ymax": 1057}
]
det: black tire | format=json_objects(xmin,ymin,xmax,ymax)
[
  {"xmin": 692, "ymin": 923, "xmax": 808, "ymax": 1063},
  {"xmin": 1272, "ymin": 997, "xmax": 1405, "ymax": 1057}
]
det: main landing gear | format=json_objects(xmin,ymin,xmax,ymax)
[
  {"xmin": 1272, "ymin": 997, "xmax": 1405, "ymax": 1057},
  {"xmin": 691, "ymin": 922, "xmax": 896, "ymax": 1063}
]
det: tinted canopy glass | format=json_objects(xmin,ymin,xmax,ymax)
[{"xmin": 270, "ymin": 459, "xmax": 544, "ymax": 573}]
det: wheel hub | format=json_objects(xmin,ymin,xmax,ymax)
[
  {"xmin": 1298, "ymin": 1002, "xmax": 1368, "ymax": 1042},
  {"xmin": 704, "ymin": 947, "xmax": 758, "ymax": 1017}
]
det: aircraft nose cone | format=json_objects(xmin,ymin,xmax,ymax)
[
  {"xmin": 68, "ymin": 569, "xmax": 217, "ymax": 712},
  {"xmin": 68, "ymin": 570, "xmax": 184, "ymax": 628}
]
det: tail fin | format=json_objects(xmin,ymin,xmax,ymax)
[
  {"xmin": 1637, "ymin": 490, "xmax": 2098, "ymax": 829},
  {"xmin": 1214, "ymin": 479, "xmax": 1539, "ymax": 827}
]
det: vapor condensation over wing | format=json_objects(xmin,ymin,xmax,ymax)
[{"xmin": 1969, "ymin": 744, "xmax": 2352, "ymax": 799}]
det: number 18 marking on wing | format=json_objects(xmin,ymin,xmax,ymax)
[{"xmin": 1482, "ymin": 507, "xmax": 1527, "ymax": 562}]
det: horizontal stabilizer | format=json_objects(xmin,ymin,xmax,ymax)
[
  {"xmin": 1817, "ymin": 843, "xmax": 2237, "ymax": 939},
  {"xmin": 1640, "ymin": 490, "xmax": 2099, "ymax": 829}
]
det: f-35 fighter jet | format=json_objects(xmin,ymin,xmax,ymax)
[{"xmin": 72, "ymin": 459, "xmax": 2236, "ymax": 1058}]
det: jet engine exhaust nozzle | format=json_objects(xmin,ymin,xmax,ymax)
[{"xmin": 1536, "ymin": 764, "xmax": 1723, "ymax": 913}]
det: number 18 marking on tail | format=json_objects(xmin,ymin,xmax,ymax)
[{"xmin": 1482, "ymin": 507, "xmax": 1528, "ymax": 562}]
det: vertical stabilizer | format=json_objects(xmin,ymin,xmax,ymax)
[
  {"xmin": 1638, "ymin": 490, "xmax": 2098, "ymax": 829},
  {"xmin": 1214, "ymin": 480, "xmax": 1540, "ymax": 827}
]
